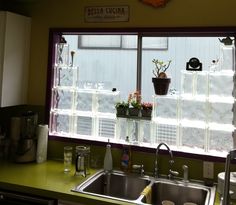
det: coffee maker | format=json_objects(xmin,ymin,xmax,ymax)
[{"xmin": 15, "ymin": 111, "xmax": 38, "ymax": 163}]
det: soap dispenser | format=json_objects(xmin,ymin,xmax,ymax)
[
  {"xmin": 103, "ymin": 139, "xmax": 113, "ymax": 171},
  {"xmin": 121, "ymin": 136, "xmax": 132, "ymax": 172}
]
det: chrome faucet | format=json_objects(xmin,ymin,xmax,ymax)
[
  {"xmin": 221, "ymin": 149, "xmax": 236, "ymax": 205},
  {"xmin": 154, "ymin": 142, "xmax": 179, "ymax": 179}
]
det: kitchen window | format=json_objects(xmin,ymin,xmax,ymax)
[{"xmin": 47, "ymin": 28, "xmax": 236, "ymax": 158}]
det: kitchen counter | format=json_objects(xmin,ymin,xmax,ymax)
[
  {"xmin": 0, "ymin": 160, "xmax": 133, "ymax": 205},
  {"xmin": 0, "ymin": 160, "xmax": 222, "ymax": 205}
]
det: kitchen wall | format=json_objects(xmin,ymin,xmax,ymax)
[
  {"xmin": 2, "ymin": 0, "xmax": 236, "ymax": 182},
  {"xmin": 4, "ymin": 0, "xmax": 236, "ymax": 105}
]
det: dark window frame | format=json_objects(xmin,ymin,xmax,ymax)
[{"xmin": 46, "ymin": 27, "xmax": 236, "ymax": 162}]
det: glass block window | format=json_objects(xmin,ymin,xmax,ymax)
[{"xmin": 48, "ymin": 32, "xmax": 236, "ymax": 156}]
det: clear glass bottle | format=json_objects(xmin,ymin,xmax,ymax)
[{"xmin": 103, "ymin": 140, "xmax": 113, "ymax": 171}]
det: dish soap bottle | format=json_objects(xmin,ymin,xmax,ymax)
[
  {"xmin": 121, "ymin": 136, "xmax": 132, "ymax": 172},
  {"xmin": 103, "ymin": 139, "xmax": 113, "ymax": 171}
]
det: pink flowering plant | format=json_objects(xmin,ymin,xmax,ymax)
[
  {"xmin": 141, "ymin": 102, "xmax": 153, "ymax": 110},
  {"xmin": 128, "ymin": 91, "xmax": 142, "ymax": 109}
]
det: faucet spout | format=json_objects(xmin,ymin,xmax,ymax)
[{"xmin": 154, "ymin": 142, "xmax": 178, "ymax": 179}]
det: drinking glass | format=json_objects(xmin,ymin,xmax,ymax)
[{"xmin": 64, "ymin": 146, "xmax": 73, "ymax": 172}]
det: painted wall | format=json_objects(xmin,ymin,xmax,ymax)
[{"xmin": 26, "ymin": 0, "xmax": 236, "ymax": 105}]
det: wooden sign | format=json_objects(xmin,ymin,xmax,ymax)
[{"xmin": 85, "ymin": 6, "xmax": 129, "ymax": 23}]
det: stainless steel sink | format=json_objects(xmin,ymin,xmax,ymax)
[
  {"xmin": 140, "ymin": 180, "xmax": 215, "ymax": 205},
  {"xmin": 72, "ymin": 170, "xmax": 216, "ymax": 205},
  {"xmin": 72, "ymin": 170, "xmax": 151, "ymax": 202}
]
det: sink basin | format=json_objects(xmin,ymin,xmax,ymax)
[
  {"xmin": 72, "ymin": 170, "xmax": 216, "ymax": 205},
  {"xmin": 141, "ymin": 180, "xmax": 215, "ymax": 205},
  {"xmin": 72, "ymin": 170, "xmax": 151, "ymax": 202}
]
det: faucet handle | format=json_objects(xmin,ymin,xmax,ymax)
[
  {"xmin": 169, "ymin": 169, "xmax": 179, "ymax": 177},
  {"xmin": 132, "ymin": 164, "xmax": 144, "ymax": 176}
]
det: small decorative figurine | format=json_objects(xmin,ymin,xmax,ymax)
[
  {"xmin": 186, "ymin": 57, "xmax": 202, "ymax": 71},
  {"xmin": 218, "ymin": 37, "xmax": 234, "ymax": 46}
]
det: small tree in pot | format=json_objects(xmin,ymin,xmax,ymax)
[{"xmin": 152, "ymin": 59, "xmax": 171, "ymax": 95}]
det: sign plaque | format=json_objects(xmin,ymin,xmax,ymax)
[{"xmin": 85, "ymin": 6, "xmax": 129, "ymax": 23}]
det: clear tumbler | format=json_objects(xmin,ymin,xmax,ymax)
[{"xmin": 64, "ymin": 146, "xmax": 73, "ymax": 172}]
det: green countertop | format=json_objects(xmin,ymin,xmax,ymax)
[
  {"xmin": 0, "ymin": 160, "xmax": 223, "ymax": 205},
  {"xmin": 0, "ymin": 160, "xmax": 133, "ymax": 205}
]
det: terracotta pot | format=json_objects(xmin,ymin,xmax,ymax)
[{"xmin": 152, "ymin": 77, "xmax": 171, "ymax": 95}]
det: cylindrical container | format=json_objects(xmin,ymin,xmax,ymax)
[
  {"xmin": 36, "ymin": 124, "xmax": 48, "ymax": 163},
  {"xmin": 21, "ymin": 111, "xmax": 38, "ymax": 139},
  {"xmin": 217, "ymin": 172, "xmax": 236, "ymax": 199},
  {"xmin": 75, "ymin": 146, "xmax": 90, "ymax": 176},
  {"xmin": 103, "ymin": 141, "xmax": 113, "ymax": 171},
  {"xmin": 64, "ymin": 146, "xmax": 73, "ymax": 172},
  {"xmin": 10, "ymin": 117, "xmax": 21, "ymax": 141},
  {"xmin": 162, "ymin": 200, "xmax": 175, "ymax": 205}
]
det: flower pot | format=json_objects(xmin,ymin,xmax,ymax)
[
  {"xmin": 116, "ymin": 107, "xmax": 127, "ymax": 117},
  {"xmin": 141, "ymin": 109, "xmax": 152, "ymax": 118},
  {"xmin": 152, "ymin": 77, "xmax": 171, "ymax": 95},
  {"xmin": 128, "ymin": 108, "xmax": 140, "ymax": 116}
]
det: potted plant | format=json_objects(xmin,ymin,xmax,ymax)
[
  {"xmin": 141, "ymin": 102, "xmax": 153, "ymax": 118},
  {"xmin": 128, "ymin": 91, "xmax": 141, "ymax": 116},
  {"xmin": 152, "ymin": 59, "xmax": 171, "ymax": 95},
  {"xmin": 115, "ymin": 101, "xmax": 129, "ymax": 117}
]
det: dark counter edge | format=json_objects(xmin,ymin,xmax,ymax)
[{"xmin": 0, "ymin": 181, "xmax": 132, "ymax": 205}]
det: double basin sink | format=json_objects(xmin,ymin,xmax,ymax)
[{"xmin": 72, "ymin": 170, "xmax": 216, "ymax": 205}]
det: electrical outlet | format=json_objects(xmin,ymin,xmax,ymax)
[{"xmin": 203, "ymin": 161, "xmax": 214, "ymax": 179}]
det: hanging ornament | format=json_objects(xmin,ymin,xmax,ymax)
[{"xmin": 141, "ymin": 0, "xmax": 170, "ymax": 8}]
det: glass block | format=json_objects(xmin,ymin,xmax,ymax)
[
  {"xmin": 181, "ymin": 125, "xmax": 206, "ymax": 149},
  {"xmin": 75, "ymin": 116, "xmax": 92, "ymax": 136},
  {"xmin": 127, "ymin": 119, "xmax": 139, "ymax": 144},
  {"xmin": 50, "ymin": 111, "xmax": 71, "ymax": 135},
  {"xmin": 98, "ymin": 117, "xmax": 116, "ymax": 138},
  {"xmin": 54, "ymin": 66, "xmax": 78, "ymax": 87},
  {"xmin": 181, "ymin": 71, "xmax": 194, "ymax": 95},
  {"xmin": 140, "ymin": 120, "xmax": 151, "ymax": 144},
  {"xmin": 154, "ymin": 122, "xmax": 178, "ymax": 145},
  {"xmin": 51, "ymin": 88, "xmax": 73, "ymax": 110},
  {"xmin": 208, "ymin": 101, "xmax": 234, "ymax": 124},
  {"xmin": 75, "ymin": 91, "xmax": 93, "ymax": 112},
  {"xmin": 195, "ymin": 71, "xmax": 208, "ymax": 97},
  {"xmin": 55, "ymin": 43, "xmax": 69, "ymax": 66},
  {"xmin": 209, "ymin": 72, "xmax": 234, "ymax": 97},
  {"xmin": 97, "ymin": 91, "xmax": 120, "ymax": 114},
  {"xmin": 154, "ymin": 95, "xmax": 179, "ymax": 119},
  {"xmin": 219, "ymin": 44, "xmax": 235, "ymax": 71},
  {"xmin": 181, "ymin": 97, "xmax": 207, "ymax": 122},
  {"xmin": 115, "ymin": 118, "xmax": 127, "ymax": 141},
  {"xmin": 209, "ymin": 129, "xmax": 233, "ymax": 152}
]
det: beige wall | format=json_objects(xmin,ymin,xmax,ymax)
[{"xmin": 28, "ymin": 0, "xmax": 236, "ymax": 105}]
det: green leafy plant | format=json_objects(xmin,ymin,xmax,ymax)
[
  {"xmin": 152, "ymin": 59, "xmax": 171, "ymax": 78},
  {"xmin": 128, "ymin": 91, "xmax": 141, "ymax": 109},
  {"xmin": 115, "ymin": 101, "xmax": 129, "ymax": 109},
  {"xmin": 130, "ymin": 100, "xmax": 141, "ymax": 109}
]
